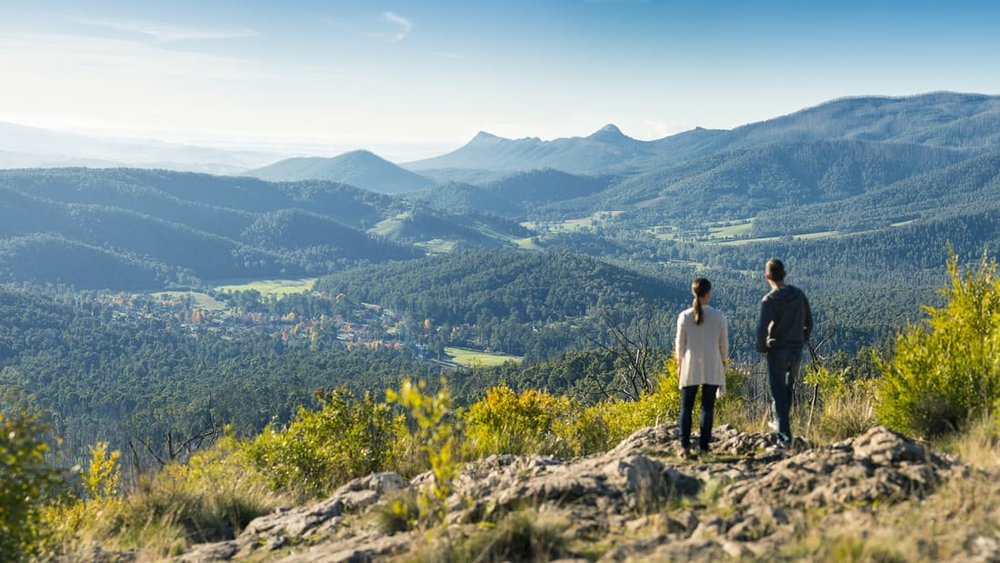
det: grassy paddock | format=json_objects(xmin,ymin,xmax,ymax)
[
  {"xmin": 521, "ymin": 211, "xmax": 622, "ymax": 233},
  {"xmin": 214, "ymin": 278, "xmax": 317, "ymax": 297},
  {"xmin": 444, "ymin": 346, "xmax": 523, "ymax": 367},
  {"xmin": 415, "ymin": 239, "xmax": 457, "ymax": 254},
  {"xmin": 707, "ymin": 219, "xmax": 755, "ymax": 239}
]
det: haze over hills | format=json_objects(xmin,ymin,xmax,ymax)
[
  {"xmin": 0, "ymin": 122, "xmax": 282, "ymax": 175},
  {"xmin": 246, "ymin": 150, "xmax": 437, "ymax": 194}
]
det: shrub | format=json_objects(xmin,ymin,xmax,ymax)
[
  {"xmin": 243, "ymin": 387, "xmax": 399, "ymax": 498},
  {"xmin": 387, "ymin": 379, "xmax": 459, "ymax": 515},
  {"xmin": 83, "ymin": 441, "xmax": 121, "ymax": 500},
  {"xmin": 0, "ymin": 412, "xmax": 61, "ymax": 562},
  {"xmin": 552, "ymin": 404, "xmax": 611, "ymax": 457},
  {"xmin": 876, "ymin": 252, "xmax": 1000, "ymax": 437},
  {"xmin": 464, "ymin": 386, "xmax": 579, "ymax": 457},
  {"xmin": 596, "ymin": 367, "xmax": 682, "ymax": 447}
]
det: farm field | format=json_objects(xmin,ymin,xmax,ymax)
[
  {"xmin": 444, "ymin": 346, "xmax": 523, "ymax": 367},
  {"xmin": 214, "ymin": 278, "xmax": 317, "ymax": 297},
  {"xmin": 521, "ymin": 210, "xmax": 622, "ymax": 233}
]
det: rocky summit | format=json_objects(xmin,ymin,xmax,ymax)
[{"xmin": 177, "ymin": 425, "xmax": 969, "ymax": 562}]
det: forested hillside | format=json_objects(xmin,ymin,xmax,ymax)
[
  {"xmin": 423, "ymin": 169, "xmax": 614, "ymax": 219},
  {"xmin": 316, "ymin": 249, "xmax": 690, "ymax": 357},
  {"xmin": 0, "ymin": 168, "xmax": 536, "ymax": 288}
]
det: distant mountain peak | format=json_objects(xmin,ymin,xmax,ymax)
[
  {"xmin": 593, "ymin": 123, "xmax": 623, "ymax": 135},
  {"xmin": 245, "ymin": 148, "xmax": 434, "ymax": 193},
  {"xmin": 587, "ymin": 123, "xmax": 629, "ymax": 142},
  {"xmin": 471, "ymin": 131, "xmax": 504, "ymax": 143},
  {"xmin": 338, "ymin": 149, "xmax": 382, "ymax": 160}
]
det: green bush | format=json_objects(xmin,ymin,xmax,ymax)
[
  {"xmin": 464, "ymin": 385, "xmax": 579, "ymax": 457},
  {"xmin": 592, "ymin": 367, "xmax": 682, "ymax": 447},
  {"xmin": 876, "ymin": 253, "xmax": 1000, "ymax": 437},
  {"xmin": 243, "ymin": 387, "xmax": 399, "ymax": 498},
  {"xmin": 0, "ymin": 412, "xmax": 61, "ymax": 562}
]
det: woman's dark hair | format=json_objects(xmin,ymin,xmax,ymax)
[
  {"xmin": 766, "ymin": 258, "xmax": 786, "ymax": 282},
  {"xmin": 691, "ymin": 277, "xmax": 711, "ymax": 325}
]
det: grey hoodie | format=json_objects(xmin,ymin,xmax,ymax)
[{"xmin": 756, "ymin": 285, "xmax": 813, "ymax": 353}]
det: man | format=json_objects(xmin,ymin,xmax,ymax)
[{"xmin": 756, "ymin": 258, "xmax": 812, "ymax": 447}]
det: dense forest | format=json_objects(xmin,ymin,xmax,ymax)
[{"xmin": 0, "ymin": 287, "xmax": 436, "ymax": 467}]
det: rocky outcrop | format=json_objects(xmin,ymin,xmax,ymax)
[{"xmin": 178, "ymin": 424, "xmax": 965, "ymax": 562}]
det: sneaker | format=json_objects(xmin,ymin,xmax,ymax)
[{"xmin": 770, "ymin": 433, "xmax": 791, "ymax": 449}]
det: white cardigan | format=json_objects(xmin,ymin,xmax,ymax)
[{"xmin": 675, "ymin": 305, "xmax": 729, "ymax": 394}]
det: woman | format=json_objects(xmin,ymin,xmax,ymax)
[{"xmin": 674, "ymin": 277, "xmax": 729, "ymax": 456}]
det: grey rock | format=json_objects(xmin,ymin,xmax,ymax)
[
  {"xmin": 664, "ymin": 509, "xmax": 699, "ymax": 535},
  {"xmin": 176, "ymin": 541, "xmax": 238, "ymax": 562},
  {"xmin": 967, "ymin": 535, "xmax": 1000, "ymax": 563},
  {"xmin": 275, "ymin": 532, "xmax": 413, "ymax": 562}
]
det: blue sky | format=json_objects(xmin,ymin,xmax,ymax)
[{"xmin": 1, "ymin": 0, "xmax": 999, "ymax": 158}]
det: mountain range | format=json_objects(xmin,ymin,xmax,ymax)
[
  {"xmin": 402, "ymin": 92, "xmax": 1000, "ymax": 177},
  {"xmin": 1, "ymin": 92, "xmax": 999, "ymax": 290}
]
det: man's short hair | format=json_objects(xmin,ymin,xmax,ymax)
[{"xmin": 766, "ymin": 258, "xmax": 786, "ymax": 282}]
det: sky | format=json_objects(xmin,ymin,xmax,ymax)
[{"xmin": 2, "ymin": 0, "xmax": 1000, "ymax": 160}]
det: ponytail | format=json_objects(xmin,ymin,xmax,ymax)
[{"xmin": 691, "ymin": 277, "xmax": 711, "ymax": 325}]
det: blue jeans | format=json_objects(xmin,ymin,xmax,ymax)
[
  {"xmin": 679, "ymin": 384, "xmax": 718, "ymax": 451},
  {"xmin": 766, "ymin": 347, "xmax": 802, "ymax": 442}
]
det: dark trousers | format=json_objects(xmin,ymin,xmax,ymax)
[
  {"xmin": 679, "ymin": 384, "xmax": 718, "ymax": 451},
  {"xmin": 766, "ymin": 347, "xmax": 802, "ymax": 442}
]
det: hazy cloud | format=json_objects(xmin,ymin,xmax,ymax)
[
  {"xmin": 382, "ymin": 11, "xmax": 413, "ymax": 42},
  {"xmin": 0, "ymin": 31, "xmax": 263, "ymax": 81},
  {"xmin": 77, "ymin": 18, "xmax": 259, "ymax": 42}
]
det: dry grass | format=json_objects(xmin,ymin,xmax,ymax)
[
  {"xmin": 935, "ymin": 414, "xmax": 1000, "ymax": 469},
  {"xmin": 45, "ymin": 437, "xmax": 285, "ymax": 561},
  {"xmin": 403, "ymin": 507, "xmax": 572, "ymax": 563}
]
